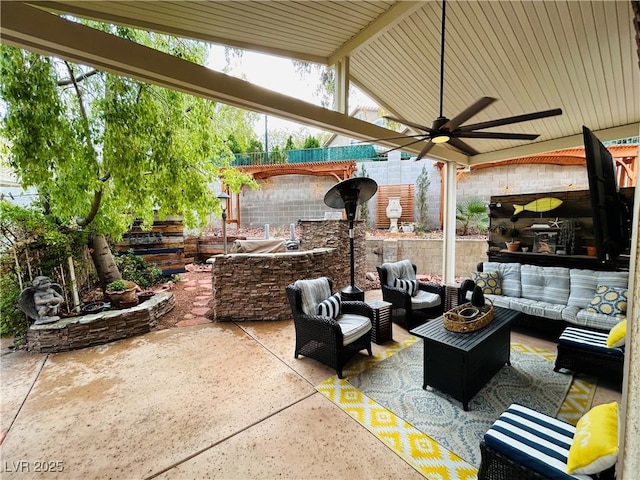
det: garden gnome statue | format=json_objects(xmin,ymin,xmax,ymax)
[
  {"xmin": 18, "ymin": 276, "xmax": 65, "ymax": 325},
  {"xmin": 386, "ymin": 197, "xmax": 402, "ymax": 232}
]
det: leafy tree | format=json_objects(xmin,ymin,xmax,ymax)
[
  {"xmin": 357, "ymin": 165, "xmax": 371, "ymax": 227},
  {"xmin": 226, "ymin": 134, "xmax": 242, "ymax": 154},
  {"xmin": 455, "ymin": 199, "xmax": 489, "ymax": 236},
  {"xmin": 284, "ymin": 135, "xmax": 296, "ymax": 151},
  {"xmin": 0, "ymin": 27, "xmax": 256, "ymax": 287},
  {"xmin": 303, "ymin": 136, "xmax": 321, "ymax": 149},
  {"xmin": 268, "ymin": 145, "xmax": 285, "ymax": 164},
  {"xmin": 415, "ymin": 166, "xmax": 431, "ymax": 230}
]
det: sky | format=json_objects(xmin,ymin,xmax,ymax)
[{"xmin": 206, "ymin": 45, "xmax": 377, "ymax": 139}]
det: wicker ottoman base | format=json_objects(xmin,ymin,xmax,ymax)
[
  {"xmin": 478, "ymin": 440, "xmax": 615, "ymax": 480},
  {"xmin": 554, "ymin": 342, "xmax": 624, "ymax": 386}
]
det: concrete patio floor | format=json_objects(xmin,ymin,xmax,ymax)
[{"xmin": 0, "ymin": 286, "xmax": 621, "ymax": 479}]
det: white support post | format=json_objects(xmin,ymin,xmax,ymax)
[
  {"xmin": 442, "ymin": 161, "xmax": 457, "ymax": 285},
  {"xmin": 334, "ymin": 57, "xmax": 350, "ymax": 114}
]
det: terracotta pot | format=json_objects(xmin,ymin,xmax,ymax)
[
  {"xmin": 586, "ymin": 246, "xmax": 597, "ymax": 257},
  {"xmin": 506, "ymin": 241, "xmax": 520, "ymax": 252},
  {"xmin": 106, "ymin": 281, "xmax": 139, "ymax": 308}
]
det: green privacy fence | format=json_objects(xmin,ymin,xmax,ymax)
[{"xmin": 232, "ymin": 144, "xmax": 412, "ymax": 166}]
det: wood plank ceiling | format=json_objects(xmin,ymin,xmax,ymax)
[{"xmin": 5, "ymin": 1, "xmax": 640, "ymax": 165}]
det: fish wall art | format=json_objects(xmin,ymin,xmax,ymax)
[{"xmin": 513, "ymin": 197, "xmax": 563, "ymax": 215}]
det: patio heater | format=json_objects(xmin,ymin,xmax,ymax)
[
  {"xmin": 324, "ymin": 177, "xmax": 378, "ymax": 301},
  {"xmin": 216, "ymin": 191, "xmax": 230, "ymax": 254}
]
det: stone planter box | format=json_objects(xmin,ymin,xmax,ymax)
[{"xmin": 26, "ymin": 292, "xmax": 175, "ymax": 353}]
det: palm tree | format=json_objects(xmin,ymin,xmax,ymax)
[{"xmin": 456, "ymin": 199, "xmax": 489, "ymax": 236}]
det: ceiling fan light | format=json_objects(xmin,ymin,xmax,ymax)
[{"xmin": 432, "ymin": 134, "xmax": 450, "ymax": 144}]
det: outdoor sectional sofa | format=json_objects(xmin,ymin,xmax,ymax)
[{"xmin": 459, "ymin": 262, "xmax": 629, "ymax": 335}]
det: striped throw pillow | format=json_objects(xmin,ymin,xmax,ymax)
[
  {"xmin": 317, "ymin": 293, "xmax": 342, "ymax": 319},
  {"xmin": 394, "ymin": 278, "xmax": 419, "ymax": 297}
]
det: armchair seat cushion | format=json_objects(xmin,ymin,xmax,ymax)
[
  {"xmin": 412, "ymin": 290, "xmax": 442, "ymax": 310},
  {"xmin": 337, "ymin": 314, "xmax": 372, "ymax": 346}
]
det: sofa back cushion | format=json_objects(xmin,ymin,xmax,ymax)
[
  {"xmin": 521, "ymin": 265, "xmax": 571, "ymax": 305},
  {"xmin": 568, "ymin": 269, "xmax": 629, "ymax": 308},
  {"xmin": 482, "ymin": 262, "xmax": 522, "ymax": 297}
]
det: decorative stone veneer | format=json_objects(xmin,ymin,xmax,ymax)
[
  {"xmin": 299, "ymin": 219, "xmax": 366, "ymax": 285},
  {"xmin": 26, "ymin": 292, "xmax": 175, "ymax": 353},
  {"xmin": 211, "ymin": 248, "xmax": 344, "ymax": 322},
  {"xmin": 210, "ymin": 219, "xmax": 367, "ymax": 322}
]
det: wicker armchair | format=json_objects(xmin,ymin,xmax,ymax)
[
  {"xmin": 376, "ymin": 261, "xmax": 445, "ymax": 330},
  {"xmin": 285, "ymin": 277, "xmax": 373, "ymax": 378}
]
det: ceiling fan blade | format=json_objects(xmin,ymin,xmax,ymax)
[
  {"xmin": 456, "ymin": 132, "xmax": 540, "ymax": 140},
  {"xmin": 352, "ymin": 133, "xmax": 430, "ymax": 144},
  {"xmin": 382, "ymin": 137, "xmax": 432, "ymax": 155},
  {"xmin": 447, "ymin": 137, "xmax": 479, "ymax": 156},
  {"xmin": 442, "ymin": 97, "xmax": 496, "ymax": 130},
  {"xmin": 415, "ymin": 140, "xmax": 436, "ymax": 161},
  {"xmin": 383, "ymin": 116, "xmax": 434, "ymax": 133},
  {"xmin": 458, "ymin": 108, "xmax": 563, "ymax": 132}
]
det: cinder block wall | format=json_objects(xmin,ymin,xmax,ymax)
[
  {"xmin": 365, "ymin": 238, "xmax": 488, "ymax": 280},
  {"xmin": 237, "ymin": 162, "xmax": 588, "ymax": 231},
  {"xmin": 240, "ymin": 175, "xmax": 337, "ymax": 227},
  {"xmin": 455, "ymin": 164, "xmax": 589, "ymax": 201}
]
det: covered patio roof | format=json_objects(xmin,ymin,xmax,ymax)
[{"xmin": 2, "ymin": 1, "xmax": 639, "ymax": 166}]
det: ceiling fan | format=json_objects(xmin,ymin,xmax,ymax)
[{"xmin": 381, "ymin": 0, "xmax": 563, "ymax": 160}]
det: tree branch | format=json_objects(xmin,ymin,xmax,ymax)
[
  {"xmin": 57, "ymin": 69, "xmax": 99, "ymax": 87},
  {"xmin": 76, "ymin": 189, "xmax": 103, "ymax": 227}
]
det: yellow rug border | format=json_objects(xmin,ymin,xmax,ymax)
[{"xmin": 316, "ymin": 338, "xmax": 596, "ymax": 480}]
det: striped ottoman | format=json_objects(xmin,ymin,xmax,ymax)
[
  {"xmin": 478, "ymin": 404, "xmax": 614, "ymax": 480},
  {"xmin": 554, "ymin": 327, "xmax": 624, "ymax": 385}
]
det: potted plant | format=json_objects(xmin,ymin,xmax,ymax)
[
  {"xmin": 105, "ymin": 279, "xmax": 139, "ymax": 308},
  {"xmin": 494, "ymin": 216, "xmax": 520, "ymax": 252},
  {"xmin": 505, "ymin": 226, "xmax": 521, "ymax": 252},
  {"xmin": 557, "ymin": 219, "xmax": 580, "ymax": 255}
]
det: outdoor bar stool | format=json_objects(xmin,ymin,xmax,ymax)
[
  {"xmin": 478, "ymin": 404, "xmax": 615, "ymax": 480},
  {"xmin": 554, "ymin": 327, "xmax": 624, "ymax": 386}
]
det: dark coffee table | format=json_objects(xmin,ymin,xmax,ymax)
[{"xmin": 410, "ymin": 307, "xmax": 520, "ymax": 411}]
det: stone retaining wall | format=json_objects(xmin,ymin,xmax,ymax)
[{"xmin": 26, "ymin": 292, "xmax": 175, "ymax": 353}]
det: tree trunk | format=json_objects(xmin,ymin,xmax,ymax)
[{"xmin": 90, "ymin": 234, "xmax": 121, "ymax": 288}]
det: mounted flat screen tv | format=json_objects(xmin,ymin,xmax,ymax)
[{"xmin": 583, "ymin": 126, "xmax": 631, "ymax": 262}]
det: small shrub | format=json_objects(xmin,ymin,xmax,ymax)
[
  {"xmin": 0, "ymin": 272, "xmax": 27, "ymax": 340},
  {"xmin": 106, "ymin": 279, "xmax": 127, "ymax": 292},
  {"xmin": 114, "ymin": 251, "xmax": 162, "ymax": 289}
]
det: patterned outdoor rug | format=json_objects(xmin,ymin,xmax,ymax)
[{"xmin": 316, "ymin": 339, "xmax": 596, "ymax": 479}]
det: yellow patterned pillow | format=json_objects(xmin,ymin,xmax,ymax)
[
  {"xmin": 586, "ymin": 285, "xmax": 627, "ymax": 318},
  {"xmin": 566, "ymin": 402, "xmax": 619, "ymax": 475},
  {"xmin": 607, "ymin": 320, "xmax": 627, "ymax": 348},
  {"xmin": 473, "ymin": 271, "xmax": 502, "ymax": 295}
]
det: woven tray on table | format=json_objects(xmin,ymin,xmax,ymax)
[{"xmin": 443, "ymin": 299, "xmax": 494, "ymax": 333}]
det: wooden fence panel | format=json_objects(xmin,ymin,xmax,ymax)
[{"xmin": 375, "ymin": 184, "xmax": 415, "ymax": 228}]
